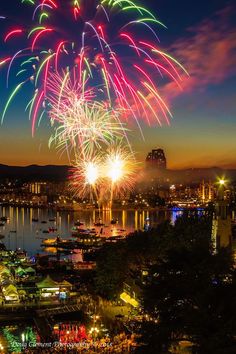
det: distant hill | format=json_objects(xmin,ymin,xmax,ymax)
[
  {"xmin": 0, "ymin": 164, "xmax": 70, "ymax": 182},
  {"xmin": 165, "ymin": 167, "xmax": 236, "ymax": 184},
  {"xmin": 0, "ymin": 164, "xmax": 236, "ymax": 184},
  {"xmin": 143, "ymin": 167, "xmax": 236, "ymax": 185}
]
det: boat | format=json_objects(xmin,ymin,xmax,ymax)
[
  {"xmin": 42, "ymin": 237, "xmax": 60, "ymax": 245},
  {"xmin": 93, "ymin": 218, "xmax": 104, "ymax": 227},
  {"xmin": 71, "ymin": 227, "xmax": 99, "ymax": 237},
  {"xmin": 57, "ymin": 249, "xmax": 74, "ymax": 255},
  {"xmin": 74, "ymin": 220, "xmax": 84, "ymax": 226},
  {"xmin": 72, "ymin": 226, "xmax": 83, "ymax": 233},
  {"xmin": 32, "ymin": 218, "xmax": 39, "ymax": 222},
  {"xmin": 41, "ymin": 237, "xmax": 77, "ymax": 249},
  {"xmin": 10, "ymin": 230, "xmax": 17, "ymax": 233},
  {"xmin": 41, "ymin": 220, "xmax": 47, "ymax": 224},
  {"xmin": 111, "ymin": 219, "xmax": 118, "ymax": 225},
  {"xmin": 75, "ymin": 234, "xmax": 104, "ymax": 247},
  {"xmin": 72, "ymin": 227, "xmax": 88, "ymax": 234},
  {"xmin": 106, "ymin": 235, "xmax": 126, "ymax": 243},
  {"xmin": 41, "ymin": 233, "xmax": 104, "ymax": 249},
  {"xmin": 89, "ymin": 229, "xmax": 97, "ymax": 234},
  {"xmin": 48, "ymin": 227, "xmax": 57, "ymax": 233},
  {"xmin": 49, "ymin": 217, "xmax": 56, "ymax": 222},
  {"xmin": 42, "ymin": 230, "xmax": 49, "ymax": 234},
  {"xmin": 94, "ymin": 221, "xmax": 104, "ymax": 227}
]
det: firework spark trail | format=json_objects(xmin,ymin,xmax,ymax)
[
  {"xmin": 47, "ymin": 72, "xmax": 129, "ymax": 158},
  {"xmin": 104, "ymin": 143, "xmax": 139, "ymax": 207},
  {"xmin": 0, "ymin": 0, "xmax": 187, "ymax": 128},
  {"xmin": 69, "ymin": 154, "xmax": 103, "ymax": 201},
  {"xmin": 0, "ymin": 0, "xmax": 187, "ymax": 204},
  {"xmin": 69, "ymin": 142, "xmax": 138, "ymax": 206}
]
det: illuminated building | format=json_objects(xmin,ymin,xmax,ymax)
[
  {"xmin": 146, "ymin": 148, "xmax": 167, "ymax": 170},
  {"xmin": 120, "ymin": 282, "xmax": 140, "ymax": 308},
  {"xmin": 198, "ymin": 180, "xmax": 214, "ymax": 203},
  {"xmin": 29, "ymin": 182, "xmax": 47, "ymax": 195},
  {"xmin": 212, "ymin": 180, "xmax": 232, "ymax": 249}
]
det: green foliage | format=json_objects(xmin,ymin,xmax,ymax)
[
  {"xmin": 138, "ymin": 214, "xmax": 236, "ymax": 354},
  {"xmin": 95, "ymin": 212, "xmax": 236, "ymax": 353},
  {"xmin": 94, "ymin": 243, "xmax": 128, "ymax": 300},
  {"xmin": 94, "ymin": 220, "xmax": 172, "ymax": 299}
]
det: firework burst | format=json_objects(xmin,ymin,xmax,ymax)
[
  {"xmin": 69, "ymin": 154, "xmax": 103, "ymax": 201},
  {"xmin": 69, "ymin": 142, "xmax": 138, "ymax": 204},
  {"xmin": 47, "ymin": 73, "xmax": 128, "ymax": 156},
  {"xmin": 104, "ymin": 143, "xmax": 138, "ymax": 196},
  {"xmin": 0, "ymin": 0, "xmax": 188, "ymax": 131},
  {"xmin": 0, "ymin": 0, "xmax": 187, "ymax": 204}
]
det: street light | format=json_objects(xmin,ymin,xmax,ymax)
[
  {"xmin": 219, "ymin": 179, "xmax": 226, "ymax": 186},
  {"xmin": 217, "ymin": 177, "xmax": 227, "ymax": 200}
]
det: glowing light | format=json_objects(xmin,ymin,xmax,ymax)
[
  {"xmin": 85, "ymin": 162, "xmax": 99, "ymax": 185},
  {"xmin": 0, "ymin": 0, "xmax": 186, "ymax": 129},
  {"xmin": 47, "ymin": 72, "xmax": 127, "ymax": 156},
  {"xmin": 107, "ymin": 154, "xmax": 123, "ymax": 183},
  {"xmin": 0, "ymin": 0, "xmax": 186, "ymax": 205},
  {"xmin": 218, "ymin": 178, "xmax": 226, "ymax": 186}
]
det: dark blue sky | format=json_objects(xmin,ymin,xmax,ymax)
[{"xmin": 0, "ymin": 0, "xmax": 235, "ymax": 168}]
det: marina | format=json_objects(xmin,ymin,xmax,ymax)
[{"xmin": 0, "ymin": 205, "xmax": 179, "ymax": 256}]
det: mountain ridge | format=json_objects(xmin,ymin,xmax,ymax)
[{"xmin": 0, "ymin": 164, "xmax": 236, "ymax": 183}]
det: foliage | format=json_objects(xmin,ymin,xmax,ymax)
[
  {"xmin": 95, "ymin": 212, "xmax": 236, "ymax": 353},
  {"xmin": 94, "ymin": 243, "xmax": 129, "ymax": 300},
  {"xmin": 138, "ymin": 214, "xmax": 236, "ymax": 354}
]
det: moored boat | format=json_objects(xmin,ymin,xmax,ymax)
[
  {"xmin": 74, "ymin": 220, "xmax": 84, "ymax": 226},
  {"xmin": 111, "ymin": 219, "xmax": 118, "ymax": 225}
]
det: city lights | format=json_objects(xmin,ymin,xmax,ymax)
[{"xmin": 0, "ymin": 0, "xmax": 235, "ymax": 353}]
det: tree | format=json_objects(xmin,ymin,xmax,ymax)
[
  {"xmin": 94, "ymin": 242, "xmax": 128, "ymax": 300},
  {"xmin": 94, "ymin": 221, "xmax": 172, "ymax": 299},
  {"xmin": 138, "ymin": 214, "xmax": 236, "ymax": 354}
]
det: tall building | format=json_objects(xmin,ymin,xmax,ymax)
[
  {"xmin": 146, "ymin": 148, "xmax": 167, "ymax": 170},
  {"xmin": 29, "ymin": 182, "xmax": 47, "ymax": 194},
  {"xmin": 198, "ymin": 180, "xmax": 215, "ymax": 203},
  {"xmin": 212, "ymin": 183, "xmax": 232, "ymax": 249}
]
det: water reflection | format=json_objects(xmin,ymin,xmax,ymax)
[
  {"xmin": 171, "ymin": 210, "xmax": 183, "ymax": 224},
  {"xmin": 0, "ymin": 206, "xmax": 174, "ymax": 256}
]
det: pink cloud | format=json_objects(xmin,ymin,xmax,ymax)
[{"xmin": 162, "ymin": 5, "xmax": 236, "ymax": 101}]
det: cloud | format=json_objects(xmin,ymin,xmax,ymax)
[{"xmin": 162, "ymin": 4, "xmax": 236, "ymax": 101}]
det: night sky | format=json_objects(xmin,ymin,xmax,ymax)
[{"xmin": 0, "ymin": 0, "xmax": 235, "ymax": 168}]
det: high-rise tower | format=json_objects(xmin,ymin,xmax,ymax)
[
  {"xmin": 146, "ymin": 148, "xmax": 167, "ymax": 170},
  {"xmin": 212, "ymin": 180, "xmax": 232, "ymax": 250}
]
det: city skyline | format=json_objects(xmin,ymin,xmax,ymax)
[{"xmin": 0, "ymin": 0, "xmax": 235, "ymax": 168}]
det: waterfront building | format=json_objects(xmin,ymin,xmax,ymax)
[
  {"xmin": 212, "ymin": 181, "xmax": 232, "ymax": 249},
  {"xmin": 29, "ymin": 182, "xmax": 47, "ymax": 195},
  {"xmin": 198, "ymin": 180, "xmax": 215, "ymax": 203},
  {"xmin": 36, "ymin": 275, "xmax": 73, "ymax": 299}
]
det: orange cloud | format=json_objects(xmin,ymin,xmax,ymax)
[{"xmin": 162, "ymin": 5, "xmax": 236, "ymax": 101}]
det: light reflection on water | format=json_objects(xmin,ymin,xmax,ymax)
[{"xmin": 0, "ymin": 206, "xmax": 179, "ymax": 256}]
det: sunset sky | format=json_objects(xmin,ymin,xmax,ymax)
[{"xmin": 0, "ymin": 0, "xmax": 235, "ymax": 169}]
